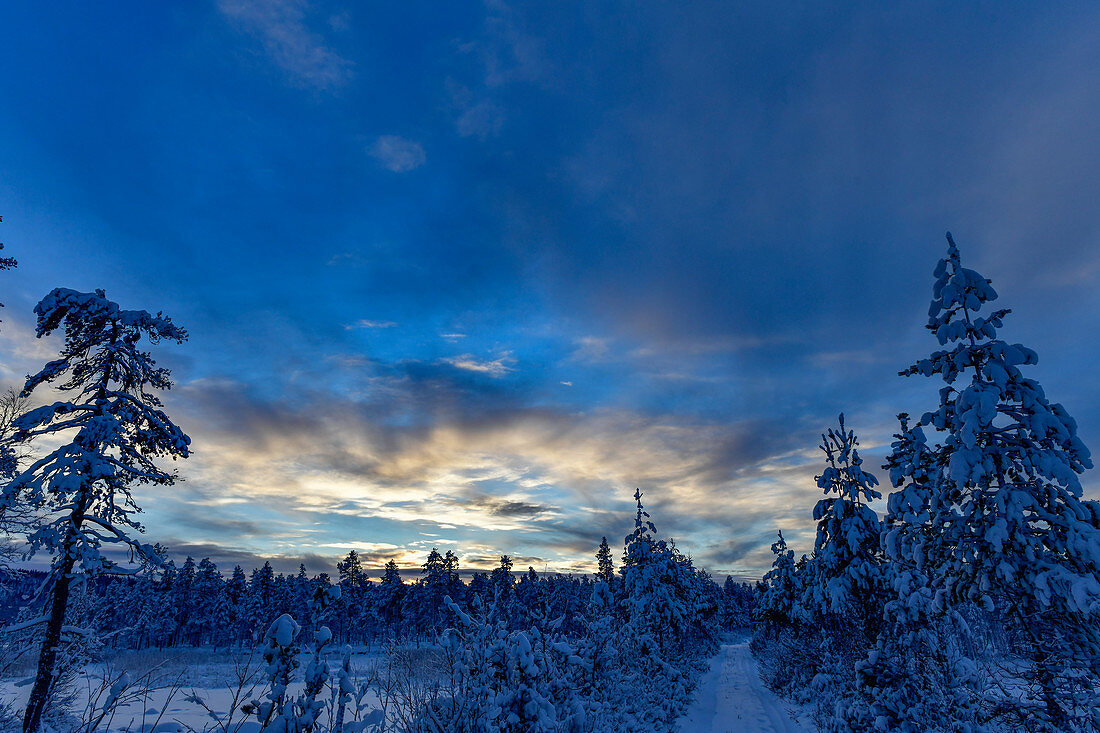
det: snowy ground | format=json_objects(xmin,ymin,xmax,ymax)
[
  {"xmin": 0, "ymin": 646, "xmax": 401, "ymax": 732},
  {"xmin": 1, "ymin": 642, "xmax": 809, "ymax": 732},
  {"xmin": 678, "ymin": 642, "xmax": 811, "ymax": 733}
]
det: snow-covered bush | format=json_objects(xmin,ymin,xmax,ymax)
[
  {"xmin": 243, "ymin": 607, "xmax": 337, "ymax": 733},
  {"xmin": 427, "ymin": 595, "xmax": 582, "ymax": 733}
]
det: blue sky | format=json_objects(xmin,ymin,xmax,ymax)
[{"xmin": 1, "ymin": 1, "xmax": 1098, "ymax": 577}]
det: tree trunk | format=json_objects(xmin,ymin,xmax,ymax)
[{"xmin": 22, "ymin": 554, "xmax": 75, "ymax": 733}]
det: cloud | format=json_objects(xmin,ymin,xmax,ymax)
[
  {"xmin": 440, "ymin": 353, "xmax": 516, "ymax": 377},
  {"xmin": 369, "ymin": 136, "xmax": 427, "ymax": 173},
  {"xmin": 218, "ymin": 0, "xmax": 352, "ymax": 90},
  {"xmin": 0, "ymin": 315, "xmax": 59, "ymax": 385},
  {"xmin": 149, "ymin": 375, "xmax": 828, "ymax": 576},
  {"xmin": 457, "ymin": 495, "xmax": 555, "ymax": 519},
  {"xmin": 155, "ymin": 540, "xmax": 408, "ymax": 576},
  {"xmin": 327, "ymin": 253, "xmax": 359, "ymax": 266},
  {"xmin": 444, "ymin": 0, "xmax": 549, "ymax": 140},
  {"xmin": 344, "ymin": 319, "xmax": 398, "ymax": 330},
  {"xmin": 456, "ymin": 99, "xmax": 505, "ymax": 140},
  {"xmin": 570, "ymin": 336, "xmax": 612, "ymax": 363}
]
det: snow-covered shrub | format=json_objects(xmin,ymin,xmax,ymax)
[
  {"xmin": 428, "ymin": 595, "xmax": 579, "ymax": 732},
  {"xmin": 244, "ymin": 608, "xmax": 336, "ymax": 733},
  {"xmin": 827, "ymin": 610, "xmax": 984, "ymax": 733},
  {"xmin": 569, "ymin": 581, "xmax": 628, "ymax": 732}
]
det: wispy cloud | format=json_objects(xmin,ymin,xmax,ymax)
[
  {"xmin": 369, "ymin": 135, "xmax": 427, "ymax": 172},
  {"xmin": 444, "ymin": 1, "xmax": 548, "ymax": 140},
  {"xmin": 570, "ymin": 336, "xmax": 612, "ymax": 363},
  {"xmin": 441, "ymin": 352, "xmax": 516, "ymax": 377},
  {"xmin": 344, "ymin": 319, "xmax": 397, "ymax": 330},
  {"xmin": 327, "ymin": 252, "xmax": 359, "ymax": 266},
  {"xmin": 218, "ymin": 0, "xmax": 352, "ymax": 90},
  {"xmin": 456, "ymin": 98, "xmax": 505, "ymax": 140}
]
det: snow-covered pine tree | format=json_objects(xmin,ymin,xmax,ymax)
[
  {"xmin": 573, "ymin": 579, "xmax": 629, "ymax": 731},
  {"xmin": 173, "ymin": 555, "xmax": 197, "ymax": 646},
  {"xmin": 514, "ymin": 567, "xmax": 542, "ymax": 627},
  {"xmin": 595, "ymin": 536, "xmax": 614, "ymax": 584},
  {"xmin": 247, "ymin": 561, "xmax": 277, "ymax": 638},
  {"xmin": 337, "ymin": 550, "xmax": 370, "ymax": 644},
  {"xmin": 377, "ymin": 558, "xmax": 406, "ymax": 640},
  {"xmin": 467, "ymin": 571, "xmax": 489, "ymax": 605},
  {"xmin": 753, "ymin": 530, "xmax": 825, "ymax": 702},
  {"xmin": 756, "ymin": 531, "xmax": 802, "ymax": 630},
  {"xmin": 226, "ymin": 565, "xmax": 249, "ymax": 646},
  {"xmin": 491, "ymin": 554, "xmax": 515, "ymax": 596},
  {"xmin": 193, "ymin": 558, "xmax": 226, "ymax": 648},
  {"xmin": 150, "ymin": 559, "xmax": 178, "ymax": 648},
  {"xmin": 490, "ymin": 554, "xmax": 518, "ymax": 628},
  {"xmin": 892, "ymin": 233, "xmax": 1100, "ymax": 729},
  {"xmin": 880, "ymin": 412, "xmax": 940, "ymax": 626},
  {"xmin": 420, "ymin": 547, "xmax": 448, "ymax": 638},
  {"xmin": 799, "ymin": 416, "xmax": 890, "ymax": 731},
  {"xmin": 807, "ymin": 415, "xmax": 884, "ymax": 633},
  {"xmin": 443, "ymin": 549, "xmax": 463, "ymax": 601},
  {"xmin": 1, "ymin": 288, "xmax": 190, "ymax": 733},
  {"xmin": 618, "ymin": 489, "xmax": 695, "ymax": 730},
  {"xmin": 290, "ymin": 564, "xmax": 315, "ymax": 641},
  {"xmin": 431, "ymin": 596, "xmax": 567, "ymax": 733}
]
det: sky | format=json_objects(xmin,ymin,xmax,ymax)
[{"xmin": 1, "ymin": 1, "xmax": 1098, "ymax": 579}]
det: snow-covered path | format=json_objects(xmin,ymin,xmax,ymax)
[{"xmin": 677, "ymin": 642, "xmax": 811, "ymax": 733}]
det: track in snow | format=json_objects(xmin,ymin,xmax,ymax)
[{"xmin": 677, "ymin": 642, "xmax": 811, "ymax": 733}]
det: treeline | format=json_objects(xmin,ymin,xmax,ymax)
[
  {"xmin": 753, "ymin": 236, "xmax": 1100, "ymax": 732},
  {"xmin": 2, "ymin": 537, "xmax": 753, "ymax": 655}
]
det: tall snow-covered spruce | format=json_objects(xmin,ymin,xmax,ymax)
[
  {"xmin": 756, "ymin": 530, "xmax": 802, "ymax": 629},
  {"xmin": 890, "ymin": 233, "xmax": 1100, "ymax": 729},
  {"xmin": 752, "ymin": 418, "xmax": 886, "ymax": 715},
  {"xmin": 595, "ymin": 536, "xmax": 614, "ymax": 584},
  {"xmin": 807, "ymin": 415, "xmax": 884, "ymax": 630},
  {"xmin": 2, "ymin": 288, "xmax": 190, "ymax": 733}
]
